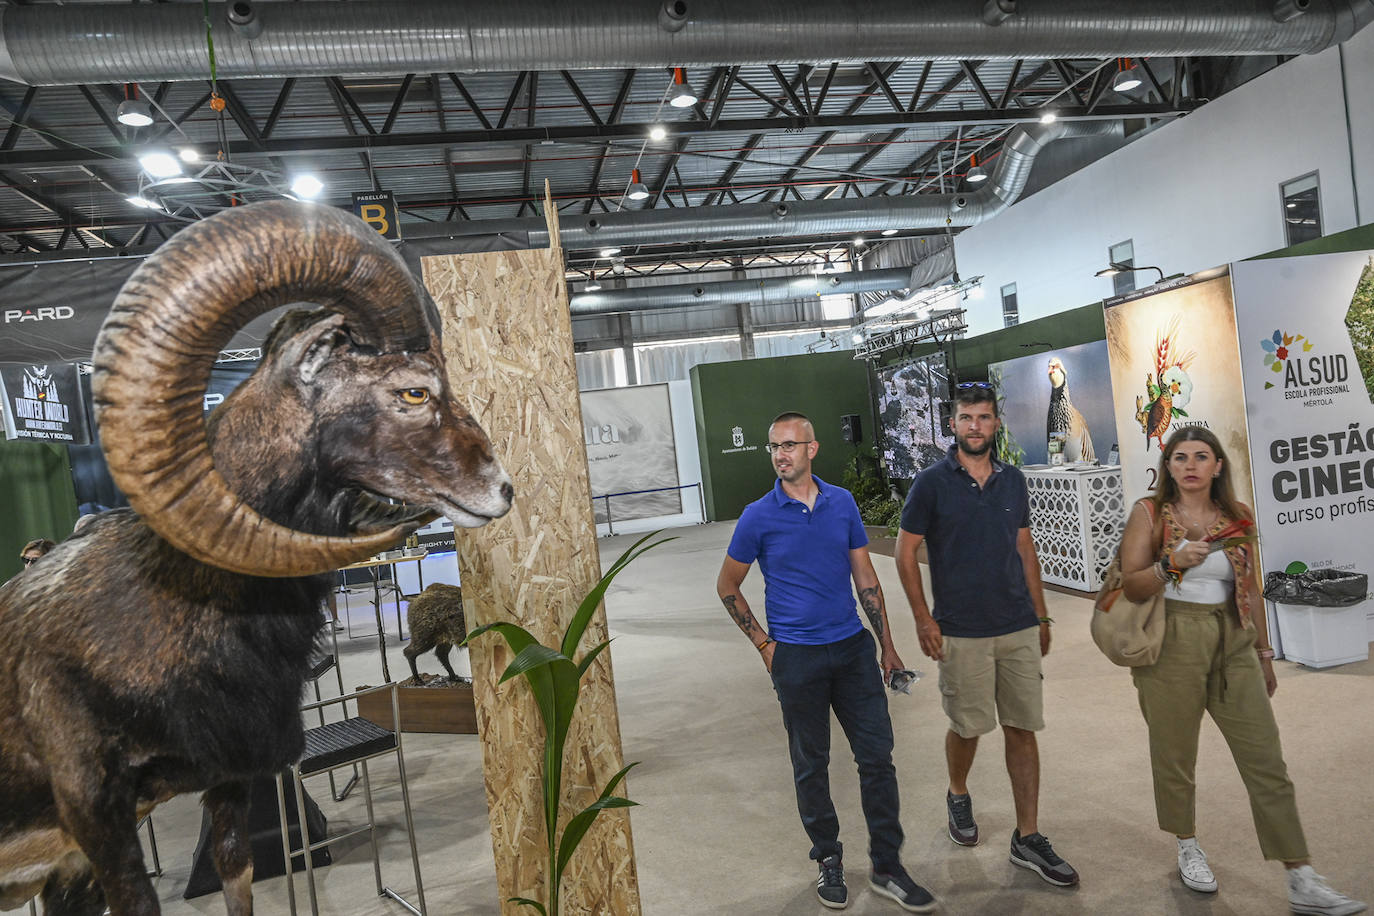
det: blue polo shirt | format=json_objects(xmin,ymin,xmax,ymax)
[
  {"xmin": 727, "ymin": 476, "xmax": 868, "ymax": 646},
  {"xmin": 900, "ymin": 446, "xmax": 1036, "ymax": 638}
]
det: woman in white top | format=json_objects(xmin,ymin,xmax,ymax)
[{"xmin": 1119, "ymin": 427, "xmax": 1364, "ymax": 916}]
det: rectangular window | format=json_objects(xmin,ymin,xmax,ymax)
[
  {"xmin": 1109, "ymin": 239, "xmax": 1136, "ymax": 296},
  {"xmin": 1000, "ymin": 282, "xmax": 1019, "ymax": 328},
  {"xmin": 1281, "ymin": 172, "xmax": 1322, "ymax": 246}
]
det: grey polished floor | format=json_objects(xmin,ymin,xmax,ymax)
[{"xmin": 16, "ymin": 521, "xmax": 1373, "ymax": 915}]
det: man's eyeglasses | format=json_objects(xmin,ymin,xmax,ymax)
[
  {"xmin": 956, "ymin": 381, "xmax": 994, "ymax": 391},
  {"xmin": 765, "ymin": 440, "xmax": 814, "ymax": 454}
]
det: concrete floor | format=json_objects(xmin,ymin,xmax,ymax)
[{"xmin": 12, "ymin": 520, "xmax": 1373, "ymax": 915}]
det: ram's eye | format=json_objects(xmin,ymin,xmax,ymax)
[{"xmin": 398, "ymin": 388, "xmax": 430, "ymax": 405}]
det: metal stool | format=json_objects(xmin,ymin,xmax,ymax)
[
  {"xmin": 307, "ymin": 623, "xmax": 359, "ymax": 802},
  {"xmin": 274, "ymin": 684, "xmax": 426, "ymax": 916}
]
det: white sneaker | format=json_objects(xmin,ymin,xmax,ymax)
[
  {"xmin": 1177, "ymin": 838, "xmax": 1217, "ymax": 893},
  {"xmin": 1288, "ymin": 865, "xmax": 1368, "ymax": 916}
]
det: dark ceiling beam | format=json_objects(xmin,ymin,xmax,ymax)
[
  {"xmin": 0, "ymin": 168, "xmax": 122, "ymax": 247},
  {"xmin": 960, "ymin": 61, "xmax": 997, "ymax": 109},
  {"xmin": 261, "ymin": 78, "xmax": 296, "ymax": 139},
  {"xmin": 865, "ymin": 62, "xmax": 904, "ymax": 113},
  {"xmin": 707, "ymin": 66, "xmax": 737, "ymax": 127},
  {"xmin": 815, "ymin": 63, "xmax": 838, "ymax": 113},
  {"xmin": 380, "ymin": 73, "xmax": 415, "ymax": 134},
  {"xmin": 496, "ymin": 71, "xmax": 528, "ymax": 129},
  {"xmin": 1, "ymin": 86, "xmax": 37, "ymax": 151},
  {"xmin": 607, "ymin": 68, "xmax": 637, "ymax": 125},
  {"xmin": 327, "ymin": 77, "xmax": 377, "ymax": 135},
  {"xmin": 216, "ymin": 81, "xmax": 264, "ymax": 146},
  {"xmin": 1051, "ymin": 60, "xmax": 1087, "ymax": 106},
  {"xmin": 560, "ymin": 70, "xmax": 604, "ymax": 126},
  {"xmin": 769, "ymin": 65, "xmax": 810, "ymax": 117},
  {"xmin": 0, "ymin": 100, "xmax": 1196, "ymax": 170},
  {"xmin": 429, "ymin": 73, "xmax": 470, "ymax": 221},
  {"xmin": 76, "ymin": 84, "xmax": 125, "ymax": 143},
  {"xmin": 998, "ymin": 60, "xmax": 1023, "ymax": 109},
  {"xmin": 908, "ymin": 61, "xmax": 932, "ymax": 112},
  {"xmin": 447, "ymin": 72, "xmax": 494, "ymax": 129}
]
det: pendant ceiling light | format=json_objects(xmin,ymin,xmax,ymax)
[
  {"xmin": 627, "ymin": 168, "xmax": 650, "ymax": 201},
  {"xmin": 1113, "ymin": 58, "xmax": 1143, "ymax": 92},
  {"xmin": 668, "ymin": 67, "xmax": 697, "ymax": 108},
  {"xmin": 966, "ymin": 154, "xmax": 988, "ymax": 183}
]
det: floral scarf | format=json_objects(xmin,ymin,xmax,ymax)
[{"xmin": 1160, "ymin": 502, "xmax": 1258, "ymax": 628}]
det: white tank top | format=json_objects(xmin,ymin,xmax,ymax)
[{"xmin": 1166, "ymin": 541, "xmax": 1235, "ymax": 605}]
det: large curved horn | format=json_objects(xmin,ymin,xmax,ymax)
[{"xmin": 93, "ymin": 201, "xmax": 433, "ymax": 577}]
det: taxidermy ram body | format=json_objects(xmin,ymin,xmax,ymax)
[{"xmin": 0, "ymin": 202, "xmax": 512, "ymax": 915}]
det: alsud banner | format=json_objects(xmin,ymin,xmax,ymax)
[
  {"xmin": 1231, "ymin": 251, "xmax": 1374, "ymax": 577},
  {"xmin": 0, "ymin": 362, "xmax": 91, "ymax": 444}
]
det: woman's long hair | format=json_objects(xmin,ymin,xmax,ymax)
[{"xmin": 1150, "ymin": 427, "xmax": 1252, "ymax": 523}]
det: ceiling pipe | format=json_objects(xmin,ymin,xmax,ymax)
[
  {"xmin": 0, "ymin": 0, "xmax": 1370, "ymax": 85},
  {"xmin": 410, "ymin": 119, "xmax": 1123, "ymax": 251},
  {"xmin": 569, "ymin": 267, "xmax": 917, "ymax": 316}
]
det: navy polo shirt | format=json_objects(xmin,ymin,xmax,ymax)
[
  {"xmin": 727, "ymin": 476, "xmax": 868, "ymax": 646},
  {"xmin": 900, "ymin": 446, "xmax": 1036, "ymax": 638}
]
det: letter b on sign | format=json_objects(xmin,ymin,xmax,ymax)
[{"xmin": 350, "ymin": 191, "xmax": 402, "ymax": 240}]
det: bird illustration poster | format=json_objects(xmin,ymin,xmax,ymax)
[
  {"xmin": 1104, "ymin": 271, "xmax": 1257, "ymax": 510},
  {"xmin": 987, "ymin": 340, "xmax": 1115, "ymax": 467},
  {"xmin": 877, "ymin": 352, "xmax": 955, "ymax": 479}
]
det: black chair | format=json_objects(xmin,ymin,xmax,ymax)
[{"xmin": 274, "ymin": 683, "xmax": 426, "ymax": 916}]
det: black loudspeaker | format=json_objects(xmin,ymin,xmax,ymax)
[
  {"xmin": 840, "ymin": 414, "xmax": 861, "ymax": 443},
  {"xmin": 938, "ymin": 400, "xmax": 953, "ymax": 432}
]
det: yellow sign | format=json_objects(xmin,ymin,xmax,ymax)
[{"xmin": 350, "ymin": 191, "xmax": 402, "ymax": 240}]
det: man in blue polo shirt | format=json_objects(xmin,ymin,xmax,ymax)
[
  {"xmin": 717, "ymin": 411, "xmax": 935, "ymax": 913},
  {"xmin": 894, "ymin": 383, "xmax": 1078, "ymax": 888}
]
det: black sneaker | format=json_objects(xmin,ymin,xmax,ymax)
[
  {"xmin": 1009, "ymin": 829, "xmax": 1079, "ymax": 887},
  {"xmin": 816, "ymin": 854, "xmax": 848, "ymax": 909},
  {"xmin": 946, "ymin": 791, "xmax": 978, "ymax": 846},
  {"xmin": 869, "ymin": 864, "xmax": 937, "ymax": 913}
]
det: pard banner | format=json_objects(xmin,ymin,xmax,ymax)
[
  {"xmin": 0, "ymin": 362, "xmax": 91, "ymax": 444},
  {"xmin": 989, "ymin": 340, "xmax": 1115, "ymax": 467},
  {"xmin": 1231, "ymin": 251, "xmax": 1374, "ymax": 582},
  {"xmin": 1103, "ymin": 272, "xmax": 1257, "ymax": 509}
]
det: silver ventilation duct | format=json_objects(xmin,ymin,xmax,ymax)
[
  {"xmin": 412, "ymin": 119, "xmax": 1124, "ymax": 252},
  {"xmin": 569, "ymin": 267, "xmax": 915, "ymax": 316},
  {"xmin": 0, "ymin": 0, "xmax": 1370, "ymax": 85}
]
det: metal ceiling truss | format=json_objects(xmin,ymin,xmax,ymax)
[{"xmin": 0, "ymin": 55, "xmax": 1208, "ymax": 255}]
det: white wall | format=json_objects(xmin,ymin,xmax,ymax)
[{"xmin": 955, "ymin": 27, "xmax": 1374, "ymax": 337}]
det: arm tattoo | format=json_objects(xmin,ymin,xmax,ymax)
[
  {"xmin": 858, "ymin": 585, "xmax": 884, "ymax": 642},
  {"xmin": 722, "ymin": 594, "xmax": 763, "ymax": 640}
]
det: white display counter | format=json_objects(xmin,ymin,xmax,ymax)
[{"xmin": 1023, "ymin": 465, "xmax": 1125, "ymax": 592}]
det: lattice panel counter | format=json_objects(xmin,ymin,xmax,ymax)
[{"xmin": 1023, "ymin": 466, "xmax": 1125, "ymax": 591}]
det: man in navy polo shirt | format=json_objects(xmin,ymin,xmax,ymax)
[
  {"xmin": 717, "ymin": 411, "xmax": 935, "ymax": 913},
  {"xmin": 895, "ymin": 383, "xmax": 1078, "ymax": 888}
]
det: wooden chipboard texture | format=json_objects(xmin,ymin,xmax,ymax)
[{"xmin": 424, "ymin": 242, "xmax": 641, "ymax": 915}]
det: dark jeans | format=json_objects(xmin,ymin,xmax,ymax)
[{"xmin": 770, "ymin": 627, "xmax": 903, "ymax": 870}]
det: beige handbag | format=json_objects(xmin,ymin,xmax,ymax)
[{"xmin": 1092, "ymin": 500, "xmax": 1166, "ymax": 667}]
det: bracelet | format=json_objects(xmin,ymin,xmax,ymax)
[
  {"xmin": 1257, "ymin": 647, "xmax": 1275, "ymax": 660},
  {"xmin": 1152, "ymin": 562, "xmax": 1169, "ymax": 583},
  {"xmin": 755, "ymin": 638, "xmax": 774, "ymax": 651},
  {"xmin": 1038, "ymin": 616, "xmax": 1053, "ymax": 626}
]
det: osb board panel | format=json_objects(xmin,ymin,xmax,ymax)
[{"xmin": 424, "ymin": 247, "xmax": 641, "ymax": 916}]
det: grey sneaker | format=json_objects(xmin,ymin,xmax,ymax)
[
  {"xmin": 1009, "ymin": 829, "xmax": 1079, "ymax": 887},
  {"xmin": 946, "ymin": 791, "xmax": 978, "ymax": 846},
  {"xmin": 1288, "ymin": 865, "xmax": 1367, "ymax": 916},
  {"xmin": 1177, "ymin": 838, "xmax": 1217, "ymax": 893},
  {"xmin": 816, "ymin": 854, "xmax": 848, "ymax": 909},
  {"xmin": 869, "ymin": 864, "xmax": 936, "ymax": 913}
]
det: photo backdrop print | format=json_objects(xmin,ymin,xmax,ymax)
[
  {"xmin": 988, "ymin": 340, "xmax": 1115, "ymax": 467},
  {"xmin": 877, "ymin": 352, "xmax": 954, "ymax": 479}
]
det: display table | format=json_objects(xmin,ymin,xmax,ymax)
[{"xmin": 1023, "ymin": 465, "xmax": 1125, "ymax": 592}]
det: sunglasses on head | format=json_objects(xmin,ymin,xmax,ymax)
[{"xmin": 956, "ymin": 381, "xmax": 994, "ymax": 391}]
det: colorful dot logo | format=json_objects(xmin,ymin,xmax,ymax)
[{"xmin": 1260, "ymin": 329, "xmax": 1312, "ymax": 389}]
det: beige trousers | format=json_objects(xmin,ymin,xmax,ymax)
[{"xmin": 1132, "ymin": 599, "xmax": 1308, "ymax": 861}]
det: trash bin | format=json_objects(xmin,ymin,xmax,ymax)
[{"xmin": 1263, "ymin": 570, "xmax": 1370, "ymax": 669}]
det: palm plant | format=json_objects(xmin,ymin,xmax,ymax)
[{"xmin": 464, "ymin": 531, "xmax": 670, "ymax": 915}]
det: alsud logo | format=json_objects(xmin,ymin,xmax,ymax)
[
  {"xmin": 3, "ymin": 306, "xmax": 75, "ymax": 323},
  {"xmin": 1261, "ymin": 328, "xmax": 1351, "ymax": 402}
]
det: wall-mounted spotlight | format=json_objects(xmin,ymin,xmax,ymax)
[{"xmin": 1096, "ymin": 261, "xmax": 1165, "ymax": 283}]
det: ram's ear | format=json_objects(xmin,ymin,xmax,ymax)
[{"xmin": 277, "ymin": 313, "xmax": 349, "ymax": 385}]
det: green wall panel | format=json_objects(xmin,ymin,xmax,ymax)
[
  {"xmin": 0, "ymin": 441, "xmax": 79, "ymax": 580},
  {"xmin": 692, "ymin": 350, "xmax": 873, "ymax": 521},
  {"xmin": 1250, "ymin": 221, "xmax": 1374, "ymax": 260}
]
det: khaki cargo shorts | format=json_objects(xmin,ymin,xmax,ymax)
[{"xmin": 938, "ymin": 625, "xmax": 1044, "ymax": 738}]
